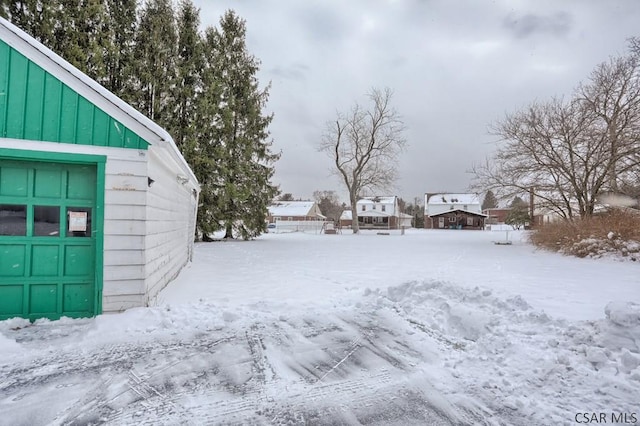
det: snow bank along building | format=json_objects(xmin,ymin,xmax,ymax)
[
  {"xmin": 0, "ymin": 18, "xmax": 200, "ymax": 321},
  {"xmin": 424, "ymin": 193, "xmax": 486, "ymax": 230}
]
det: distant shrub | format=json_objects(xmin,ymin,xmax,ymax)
[{"xmin": 530, "ymin": 209, "xmax": 640, "ymax": 261}]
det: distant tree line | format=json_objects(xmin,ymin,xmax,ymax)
[{"xmin": 0, "ymin": 0, "xmax": 279, "ymax": 240}]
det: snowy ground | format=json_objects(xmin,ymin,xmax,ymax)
[{"xmin": 1, "ymin": 229, "xmax": 639, "ymax": 425}]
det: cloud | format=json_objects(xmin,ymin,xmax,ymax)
[
  {"xmin": 267, "ymin": 63, "xmax": 310, "ymax": 82},
  {"xmin": 190, "ymin": 0, "xmax": 639, "ymax": 201},
  {"xmin": 503, "ymin": 12, "xmax": 573, "ymax": 39},
  {"xmin": 294, "ymin": 5, "xmax": 353, "ymax": 44}
]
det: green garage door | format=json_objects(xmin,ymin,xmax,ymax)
[{"xmin": 0, "ymin": 159, "xmax": 98, "ymax": 320}]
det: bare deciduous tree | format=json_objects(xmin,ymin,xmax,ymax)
[
  {"xmin": 319, "ymin": 88, "xmax": 406, "ymax": 233},
  {"xmin": 629, "ymin": 36, "xmax": 640, "ymax": 56},
  {"xmin": 313, "ymin": 190, "xmax": 343, "ymax": 223},
  {"xmin": 473, "ymin": 45, "xmax": 640, "ymax": 221},
  {"xmin": 576, "ymin": 53, "xmax": 640, "ymax": 194},
  {"xmin": 473, "ymin": 99, "xmax": 600, "ymax": 220}
]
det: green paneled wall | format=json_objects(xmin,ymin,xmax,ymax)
[{"xmin": 0, "ymin": 39, "xmax": 148, "ymax": 150}]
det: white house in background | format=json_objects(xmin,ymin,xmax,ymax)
[
  {"xmin": 340, "ymin": 196, "xmax": 411, "ymax": 229},
  {"xmin": 267, "ymin": 201, "xmax": 325, "ymax": 223},
  {"xmin": 424, "ymin": 193, "xmax": 486, "ymax": 230},
  {"xmin": 0, "ymin": 17, "xmax": 199, "ymax": 321}
]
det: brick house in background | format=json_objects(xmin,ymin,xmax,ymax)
[
  {"xmin": 424, "ymin": 193, "xmax": 486, "ymax": 230},
  {"xmin": 483, "ymin": 208, "xmax": 511, "ymax": 224}
]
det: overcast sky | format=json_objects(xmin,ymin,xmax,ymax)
[{"xmin": 192, "ymin": 0, "xmax": 640, "ymax": 204}]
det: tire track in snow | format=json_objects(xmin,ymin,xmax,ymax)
[
  {"xmin": 1, "ymin": 305, "xmax": 492, "ymax": 425},
  {"xmin": 0, "ymin": 335, "xmax": 237, "ymax": 425}
]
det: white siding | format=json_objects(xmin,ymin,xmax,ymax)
[
  {"xmin": 144, "ymin": 146, "xmax": 198, "ymax": 303},
  {"xmin": 356, "ymin": 197, "xmax": 399, "ymax": 217},
  {"xmin": 102, "ymin": 294, "xmax": 145, "ymax": 312},
  {"xmin": 102, "ymin": 150, "xmax": 147, "ymax": 313}
]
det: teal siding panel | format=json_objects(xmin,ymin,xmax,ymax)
[
  {"xmin": 123, "ymin": 127, "xmax": 141, "ymax": 149},
  {"xmin": 92, "ymin": 109, "xmax": 109, "ymax": 145},
  {"xmin": 0, "ymin": 42, "xmax": 8, "ymax": 137},
  {"xmin": 59, "ymin": 85, "xmax": 78, "ymax": 143},
  {"xmin": 108, "ymin": 119, "xmax": 124, "ymax": 147},
  {"xmin": 42, "ymin": 74, "xmax": 62, "ymax": 141},
  {"xmin": 24, "ymin": 63, "xmax": 45, "ymax": 141},
  {"xmin": 76, "ymin": 96, "xmax": 94, "ymax": 145},
  {"xmin": 6, "ymin": 50, "xmax": 27, "ymax": 138},
  {"xmin": 0, "ymin": 40, "xmax": 149, "ymax": 150}
]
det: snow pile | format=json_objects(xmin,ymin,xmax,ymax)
[
  {"xmin": 564, "ymin": 233, "xmax": 640, "ymax": 261},
  {"xmin": 1, "ymin": 281, "xmax": 639, "ymax": 425},
  {"xmin": 0, "ymin": 331, "xmax": 23, "ymax": 355},
  {"xmin": 83, "ymin": 303, "xmax": 229, "ymax": 345},
  {"xmin": 596, "ymin": 301, "xmax": 640, "ymax": 356},
  {"xmin": 605, "ymin": 301, "xmax": 640, "ymax": 328},
  {"xmin": 364, "ymin": 281, "xmax": 640, "ymax": 425},
  {"xmin": 0, "ymin": 318, "xmax": 30, "ymax": 356}
]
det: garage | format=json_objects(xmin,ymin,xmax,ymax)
[
  {"xmin": 0, "ymin": 17, "xmax": 199, "ymax": 320},
  {"xmin": 0, "ymin": 158, "xmax": 103, "ymax": 320}
]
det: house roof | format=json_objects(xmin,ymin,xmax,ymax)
[
  {"xmin": 483, "ymin": 208, "xmax": 512, "ymax": 212},
  {"xmin": 427, "ymin": 193, "xmax": 480, "ymax": 205},
  {"xmin": 428, "ymin": 209, "xmax": 487, "ymax": 218},
  {"xmin": 269, "ymin": 201, "xmax": 319, "ymax": 217},
  {"xmin": 359, "ymin": 196, "xmax": 396, "ymax": 204},
  {"xmin": 358, "ymin": 210, "xmax": 392, "ymax": 217},
  {"xmin": 0, "ymin": 16, "xmax": 198, "ymax": 186},
  {"xmin": 340, "ymin": 209, "xmax": 409, "ymax": 220}
]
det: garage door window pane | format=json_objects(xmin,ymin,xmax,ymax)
[
  {"xmin": 0, "ymin": 204, "xmax": 27, "ymax": 236},
  {"xmin": 66, "ymin": 207, "xmax": 92, "ymax": 237},
  {"xmin": 34, "ymin": 206, "xmax": 60, "ymax": 237}
]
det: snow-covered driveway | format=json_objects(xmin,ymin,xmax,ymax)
[{"xmin": 1, "ymin": 230, "xmax": 639, "ymax": 425}]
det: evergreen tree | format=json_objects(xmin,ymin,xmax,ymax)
[
  {"xmin": 278, "ymin": 193, "xmax": 294, "ymax": 201},
  {"xmin": 201, "ymin": 10, "xmax": 279, "ymax": 240},
  {"xmin": 4, "ymin": 1, "xmax": 107, "ymax": 80},
  {"xmin": 168, "ymin": 0, "xmax": 202, "ymax": 153},
  {"xmin": 51, "ymin": 0, "xmax": 109, "ymax": 79},
  {"xmin": 6, "ymin": 4, "xmax": 279, "ymax": 240},
  {"xmin": 510, "ymin": 196, "xmax": 527, "ymax": 208},
  {"xmin": 101, "ymin": 0, "xmax": 137, "ymax": 98},
  {"xmin": 190, "ymin": 25, "xmax": 225, "ymax": 240},
  {"xmin": 3, "ymin": 1, "xmax": 55, "ymax": 45},
  {"xmin": 6, "ymin": 1, "xmax": 32, "ymax": 32},
  {"xmin": 481, "ymin": 190, "xmax": 498, "ymax": 210},
  {"xmin": 31, "ymin": 0, "xmax": 56, "ymax": 47},
  {"xmin": 130, "ymin": 0, "xmax": 177, "ymax": 124},
  {"xmin": 505, "ymin": 203, "xmax": 530, "ymax": 230}
]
